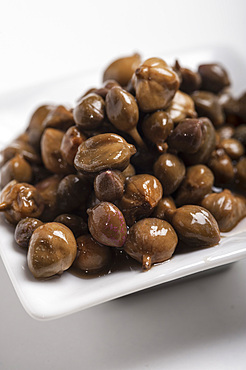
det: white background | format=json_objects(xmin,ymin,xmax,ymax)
[{"xmin": 1, "ymin": 0, "xmax": 246, "ymax": 369}]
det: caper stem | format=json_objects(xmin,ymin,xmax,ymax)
[
  {"xmin": 128, "ymin": 128, "xmax": 148, "ymax": 150},
  {"xmin": 142, "ymin": 254, "xmax": 151, "ymax": 271},
  {"xmin": 0, "ymin": 202, "xmax": 10, "ymax": 211}
]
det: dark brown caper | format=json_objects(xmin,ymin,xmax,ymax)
[
  {"xmin": 94, "ymin": 170, "xmax": 125, "ymax": 202},
  {"xmin": 233, "ymin": 124, "xmax": 246, "ymax": 146},
  {"xmin": 57, "ymin": 174, "xmax": 91, "ymax": 213},
  {"xmin": 124, "ymin": 218, "xmax": 178, "ymax": 270},
  {"xmin": 141, "ymin": 111, "xmax": 173, "ymax": 152},
  {"xmin": 182, "ymin": 117, "xmax": 216, "ymax": 165},
  {"xmin": 105, "ymin": 86, "xmax": 145, "ymax": 149},
  {"xmin": 73, "ymin": 93, "xmax": 105, "ymax": 131},
  {"xmin": 173, "ymin": 60, "xmax": 201, "ymax": 94},
  {"xmin": 15, "ymin": 217, "xmax": 43, "ymax": 249},
  {"xmin": 153, "ymin": 153, "xmax": 185, "ymax": 196},
  {"xmin": 54, "ymin": 214, "xmax": 88, "ymax": 238},
  {"xmin": 198, "ymin": 63, "xmax": 230, "ymax": 93},
  {"xmin": 87, "ymin": 202, "xmax": 127, "ymax": 248},
  {"xmin": 27, "ymin": 104, "xmax": 55, "ymax": 148},
  {"xmin": 35, "ymin": 175, "xmax": 62, "ymax": 221},
  {"xmin": 167, "ymin": 118, "xmax": 203, "ymax": 154},
  {"xmin": 191, "ymin": 91, "xmax": 224, "ymax": 127},
  {"xmin": 235, "ymin": 157, "xmax": 246, "ymax": 189},
  {"xmin": 73, "ymin": 234, "xmax": 113, "ymax": 274}
]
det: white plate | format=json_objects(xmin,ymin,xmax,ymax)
[{"xmin": 0, "ymin": 46, "xmax": 246, "ymax": 320}]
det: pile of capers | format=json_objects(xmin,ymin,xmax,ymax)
[{"xmin": 0, "ymin": 53, "xmax": 245, "ymax": 279}]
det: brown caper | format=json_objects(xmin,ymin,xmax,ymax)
[
  {"xmin": 191, "ymin": 91, "xmax": 224, "ymax": 127},
  {"xmin": 42, "ymin": 105, "xmax": 75, "ymax": 131},
  {"xmin": 119, "ymin": 174, "xmax": 163, "ymax": 226},
  {"xmin": 0, "ymin": 181, "xmax": 44, "ymax": 225},
  {"xmin": 60, "ymin": 126, "xmax": 86, "ymax": 166},
  {"xmin": 15, "ymin": 217, "xmax": 43, "ymax": 249},
  {"xmin": 41, "ymin": 128, "xmax": 74, "ymax": 174},
  {"xmin": 198, "ymin": 63, "xmax": 230, "ymax": 93},
  {"xmin": 167, "ymin": 118, "xmax": 203, "ymax": 154},
  {"xmin": 27, "ymin": 105, "xmax": 55, "ymax": 148},
  {"xmin": 216, "ymin": 124, "xmax": 235, "ymax": 142},
  {"xmin": 103, "ymin": 53, "xmax": 141, "ymax": 87},
  {"xmin": 35, "ymin": 175, "xmax": 62, "ymax": 221},
  {"xmin": 105, "ymin": 86, "xmax": 146, "ymax": 149},
  {"xmin": 87, "ymin": 202, "xmax": 127, "ymax": 248},
  {"xmin": 121, "ymin": 163, "xmax": 136, "ymax": 178},
  {"xmin": 233, "ymin": 124, "xmax": 246, "ymax": 146},
  {"xmin": 152, "ymin": 196, "xmax": 176, "ymax": 220},
  {"xmin": 94, "ymin": 170, "xmax": 125, "ymax": 202},
  {"xmin": 54, "ymin": 214, "xmax": 88, "ymax": 238},
  {"xmin": 174, "ymin": 60, "xmax": 201, "ymax": 94},
  {"xmin": 124, "ymin": 218, "xmax": 178, "ymax": 270},
  {"xmin": 73, "ymin": 93, "xmax": 105, "ymax": 131},
  {"xmin": 201, "ymin": 190, "xmax": 246, "ymax": 232},
  {"xmin": 174, "ymin": 165, "xmax": 214, "ymax": 206},
  {"xmin": 235, "ymin": 157, "xmax": 246, "ymax": 188},
  {"xmin": 1, "ymin": 154, "xmax": 32, "ymax": 188},
  {"xmin": 169, "ymin": 205, "xmax": 220, "ymax": 247},
  {"xmin": 27, "ymin": 222, "xmax": 77, "ymax": 278},
  {"xmin": 207, "ymin": 148, "xmax": 234, "ymax": 186},
  {"xmin": 57, "ymin": 174, "xmax": 91, "ymax": 213},
  {"xmin": 73, "ymin": 234, "xmax": 113, "ymax": 274},
  {"xmin": 141, "ymin": 111, "xmax": 173, "ymax": 152},
  {"xmin": 165, "ymin": 90, "xmax": 197, "ymax": 123},
  {"xmin": 92, "ymin": 80, "xmax": 121, "ymax": 98},
  {"xmin": 1, "ymin": 135, "xmax": 41, "ymax": 165},
  {"xmin": 153, "ymin": 153, "xmax": 185, "ymax": 196},
  {"xmin": 220, "ymin": 138, "xmax": 245, "ymax": 160},
  {"xmin": 74, "ymin": 133, "xmax": 136, "ymax": 175},
  {"xmin": 182, "ymin": 117, "xmax": 216, "ymax": 165},
  {"xmin": 132, "ymin": 57, "xmax": 180, "ymax": 112}
]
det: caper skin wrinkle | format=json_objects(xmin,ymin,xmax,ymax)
[
  {"xmin": 27, "ymin": 222, "xmax": 77, "ymax": 278},
  {"xmin": 73, "ymin": 234, "xmax": 113, "ymax": 274},
  {"xmin": 192, "ymin": 91, "xmax": 224, "ymax": 127},
  {"xmin": 15, "ymin": 218, "xmax": 43, "ymax": 249},
  {"xmin": 73, "ymin": 93, "xmax": 105, "ymax": 131},
  {"xmin": 74, "ymin": 133, "xmax": 136, "ymax": 174},
  {"xmin": 124, "ymin": 218, "xmax": 178, "ymax": 270},
  {"xmin": 153, "ymin": 153, "xmax": 185, "ymax": 196},
  {"xmin": 119, "ymin": 174, "xmax": 163, "ymax": 226},
  {"xmin": 164, "ymin": 90, "xmax": 197, "ymax": 123},
  {"xmin": 132, "ymin": 57, "xmax": 180, "ymax": 112},
  {"xmin": 170, "ymin": 205, "xmax": 220, "ymax": 247},
  {"xmin": 0, "ymin": 182, "xmax": 44, "ymax": 225},
  {"xmin": 60, "ymin": 126, "xmax": 86, "ymax": 166},
  {"xmin": 103, "ymin": 53, "xmax": 141, "ymax": 87},
  {"xmin": 88, "ymin": 202, "xmax": 127, "ymax": 248},
  {"xmin": 201, "ymin": 190, "xmax": 246, "ymax": 232}
]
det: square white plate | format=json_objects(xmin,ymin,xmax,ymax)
[{"xmin": 0, "ymin": 46, "xmax": 246, "ymax": 320}]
